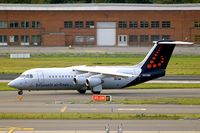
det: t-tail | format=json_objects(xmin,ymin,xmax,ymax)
[{"xmin": 128, "ymin": 40, "xmax": 193, "ymax": 86}]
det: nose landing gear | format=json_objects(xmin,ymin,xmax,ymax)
[{"xmin": 18, "ymin": 90, "xmax": 23, "ymax": 95}]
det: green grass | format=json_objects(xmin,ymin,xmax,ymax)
[
  {"xmin": 0, "ymin": 83, "xmax": 16, "ymax": 91},
  {"xmin": 129, "ymin": 83, "xmax": 200, "ymax": 89},
  {"xmin": 114, "ymin": 98, "xmax": 200, "ymax": 105},
  {"xmin": 0, "ymin": 113, "xmax": 199, "ymax": 120},
  {"xmin": 0, "ymin": 54, "xmax": 199, "ymax": 75}
]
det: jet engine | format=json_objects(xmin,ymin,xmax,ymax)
[
  {"xmin": 85, "ymin": 78, "xmax": 103, "ymax": 87},
  {"xmin": 73, "ymin": 77, "xmax": 86, "ymax": 85},
  {"xmin": 73, "ymin": 73, "xmax": 93, "ymax": 86}
]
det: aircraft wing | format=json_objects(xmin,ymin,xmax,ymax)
[{"xmin": 73, "ymin": 66, "xmax": 137, "ymax": 78}]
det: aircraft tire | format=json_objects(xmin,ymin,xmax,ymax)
[
  {"xmin": 18, "ymin": 90, "xmax": 23, "ymax": 95},
  {"xmin": 92, "ymin": 91, "xmax": 101, "ymax": 94},
  {"xmin": 77, "ymin": 90, "xmax": 86, "ymax": 94}
]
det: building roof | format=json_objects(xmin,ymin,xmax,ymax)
[{"xmin": 0, "ymin": 3, "xmax": 200, "ymax": 11}]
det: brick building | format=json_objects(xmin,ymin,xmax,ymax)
[{"xmin": 0, "ymin": 4, "xmax": 200, "ymax": 47}]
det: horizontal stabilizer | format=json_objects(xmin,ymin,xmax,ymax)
[{"xmin": 158, "ymin": 41, "xmax": 193, "ymax": 45}]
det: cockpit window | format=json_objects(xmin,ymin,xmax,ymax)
[
  {"xmin": 20, "ymin": 74, "xmax": 33, "ymax": 78},
  {"xmin": 20, "ymin": 74, "xmax": 26, "ymax": 78}
]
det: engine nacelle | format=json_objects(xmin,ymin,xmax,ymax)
[
  {"xmin": 86, "ymin": 78, "xmax": 103, "ymax": 87},
  {"xmin": 73, "ymin": 77, "xmax": 86, "ymax": 85}
]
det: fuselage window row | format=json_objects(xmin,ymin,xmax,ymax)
[{"xmin": 48, "ymin": 75, "xmax": 75, "ymax": 78}]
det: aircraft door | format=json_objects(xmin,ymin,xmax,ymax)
[{"xmin": 37, "ymin": 71, "xmax": 44, "ymax": 83}]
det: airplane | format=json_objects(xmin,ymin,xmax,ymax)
[{"xmin": 8, "ymin": 40, "xmax": 193, "ymax": 95}]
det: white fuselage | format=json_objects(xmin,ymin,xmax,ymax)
[{"xmin": 9, "ymin": 66, "xmax": 141, "ymax": 91}]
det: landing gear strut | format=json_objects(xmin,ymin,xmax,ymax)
[{"xmin": 18, "ymin": 90, "xmax": 23, "ymax": 95}]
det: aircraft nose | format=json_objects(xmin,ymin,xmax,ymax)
[{"xmin": 8, "ymin": 80, "xmax": 19, "ymax": 88}]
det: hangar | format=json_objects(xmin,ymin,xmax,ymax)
[{"xmin": 0, "ymin": 4, "xmax": 200, "ymax": 47}]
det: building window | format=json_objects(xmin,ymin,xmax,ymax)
[
  {"xmin": 140, "ymin": 35, "xmax": 149, "ymax": 42},
  {"xmin": 195, "ymin": 35, "xmax": 200, "ymax": 42},
  {"xmin": 32, "ymin": 21, "xmax": 40, "ymax": 28},
  {"xmin": 140, "ymin": 21, "xmax": 149, "ymax": 28},
  {"xmin": 151, "ymin": 21, "xmax": 159, "ymax": 28},
  {"xmin": 75, "ymin": 21, "xmax": 84, "ymax": 28},
  {"xmin": 129, "ymin": 35, "xmax": 138, "ymax": 42},
  {"xmin": 0, "ymin": 21, "xmax": 8, "ymax": 28},
  {"xmin": 9, "ymin": 35, "xmax": 18, "ymax": 43},
  {"xmin": 75, "ymin": 36, "xmax": 84, "ymax": 44},
  {"xmin": 32, "ymin": 35, "xmax": 41, "ymax": 45},
  {"xmin": 21, "ymin": 21, "xmax": 29, "ymax": 28},
  {"xmin": 10, "ymin": 21, "xmax": 19, "ymax": 28},
  {"xmin": 151, "ymin": 35, "xmax": 160, "ymax": 41},
  {"xmin": 162, "ymin": 21, "xmax": 171, "ymax": 28},
  {"xmin": 0, "ymin": 35, "xmax": 7, "ymax": 45},
  {"xmin": 162, "ymin": 35, "xmax": 170, "ymax": 40},
  {"xmin": 194, "ymin": 21, "xmax": 200, "ymax": 28},
  {"xmin": 129, "ymin": 21, "xmax": 138, "ymax": 28},
  {"xmin": 0, "ymin": 35, "xmax": 7, "ymax": 43},
  {"xmin": 64, "ymin": 21, "xmax": 73, "ymax": 28},
  {"xmin": 21, "ymin": 35, "xmax": 29, "ymax": 43},
  {"xmin": 86, "ymin": 36, "xmax": 95, "ymax": 44},
  {"xmin": 86, "ymin": 21, "xmax": 94, "ymax": 28},
  {"xmin": 118, "ymin": 21, "xmax": 127, "ymax": 28}
]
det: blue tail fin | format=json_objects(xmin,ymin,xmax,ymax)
[
  {"xmin": 139, "ymin": 40, "xmax": 176, "ymax": 73},
  {"xmin": 123, "ymin": 40, "xmax": 193, "ymax": 87}
]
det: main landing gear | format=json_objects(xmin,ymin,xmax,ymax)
[
  {"xmin": 77, "ymin": 90, "xmax": 101, "ymax": 94},
  {"xmin": 77, "ymin": 89, "xmax": 86, "ymax": 94},
  {"xmin": 92, "ymin": 91, "xmax": 101, "ymax": 94},
  {"xmin": 18, "ymin": 90, "xmax": 23, "ymax": 95}
]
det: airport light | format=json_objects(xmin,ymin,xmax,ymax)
[{"xmin": 92, "ymin": 95, "xmax": 112, "ymax": 102}]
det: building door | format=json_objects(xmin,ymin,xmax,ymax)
[
  {"xmin": 118, "ymin": 35, "xmax": 128, "ymax": 46},
  {"xmin": 96, "ymin": 22, "xmax": 116, "ymax": 46}
]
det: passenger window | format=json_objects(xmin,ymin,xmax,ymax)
[
  {"xmin": 30, "ymin": 74, "xmax": 33, "ymax": 78},
  {"xmin": 52, "ymin": 75, "xmax": 54, "ymax": 78}
]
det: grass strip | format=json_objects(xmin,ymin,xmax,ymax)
[
  {"xmin": 0, "ymin": 55, "xmax": 199, "ymax": 75},
  {"xmin": 0, "ymin": 83, "xmax": 16, "ymax": 91},
  {"xmin": 129, "ymin": 83, "xmax": 200, "ymax": 89},
  {"xmin": 0, "ymin": 113, "xmax": 199, "ymax": 120},
  {"xmin": 113, "ymin": 98, "xmax": 200, "ymax": 105}
]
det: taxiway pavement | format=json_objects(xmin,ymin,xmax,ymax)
[
  {"xmin": 0, "ymin": 89, "xmax": 200, "ymax": 114},
  {"xmin": 0, "ymin": 120, "xmax": 200, "ymax": 131}
]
